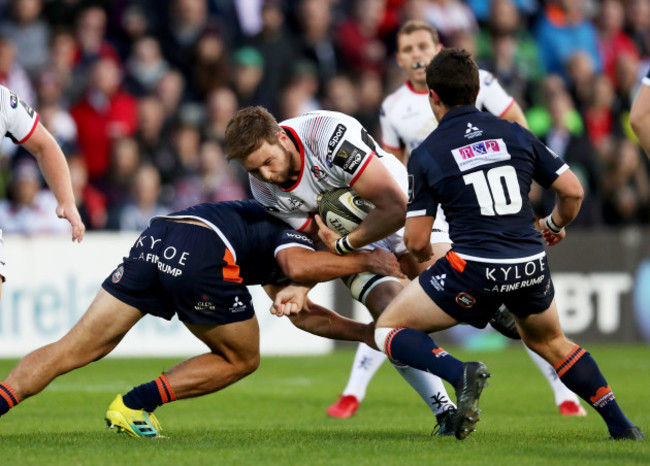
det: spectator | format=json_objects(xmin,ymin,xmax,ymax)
[
  {"xmin": 67, "ymin": 154, "xmax": 107, "ymax": 230},
  {"xmin": 424, "ymin": 0, "xmax": 479, "ymax": 45},
  {"xmin": 0, "ymin": 36, "xmax": 35, "ymax": 105},
  {"xmin": 0, "ymin": 0, "xmax": 50, "ymax": 78},
  {"xmin": 101, "ymin": 137, "xmax": 141, "ymax": 222},
  {"xmin": 624, "ymin": 0, "xmax": 650, "ymax": 59},
  {"xmin": 45, "ymin": 28, "xmax": 80, "ymax": 106},
  {"xmin": 124, "ymin": 36, "xmax": 169, "ymax": 97},
  {"xmin": 172, "ymin": 139, "xmax": 247, "ymax": 210},
  {"xmin": 596, "ymin": 0, "xmax": 639, "ymax": 88},
  {"xmin": 277, "ymin": 60, "xmax": 321, "ymax": 120},
  {"xmin": 70, "ymin": 57, "xmax": 138, "ymax": 183},
  {"xmin": 159, "ymin": 0, "xmax": 211, "ymax": 85},
  {"xmin": 533, "ymin": 90, "xmax": 602, "ymax": 226},
  {"xmin": 0, "ymin": 159, "xmax": 71, "ymax": 235},
  {"xmin": 295, "ymin": 0, "xmax": 340, "ymax": 89},
  {"xmin": 203, "ymin": 87, "xmax": 239, "ymax": 144},
  {"xmin": 534, "ymin": 0, "xmax": 601, "ymax": 82},
  {"xmin": 154, "ymin": 68, "xmax": 186, "ymax": 125},
  {"xmin": 336, "ymin": 0, "xmax": 390, "ymax": 77},
  {"xmin": 583, "ymin": 74, "xmax": 624, "ymax": 150},
  {"xmin": 135, "ymin": 94, "xmax": 177, "ymax": 185},
  {"xmin": 190, "ymin": 29, "xmax": 230, "ymax": 101},
  {"xmin": 601, "ymin": 139, "xmax": 650, "ymax": 224},
  {"xmin": 249, "ymin": 1, "xmax": 297, "ymax": 114},
  {"xmin": 116, "ymin": 163, "xmax": 168, "ymax": 231},
  {"xmin": 476, "ymin": 0, "xmax": 543, "ymax": 108},
  {"xmin": 35, "ymin": 70, "xmax": 78, "ymax": 150},
  {"xmin": 73, "ymin": 5, "xmax": 121, "ymax": 72},
  {"xmin": 230, "ymin": 46, "xmax": 267, "ymax": 108}
]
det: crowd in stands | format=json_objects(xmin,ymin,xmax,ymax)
[{"xmin": 0, "ymin": 0, "xmax": 649, "ymax": 233}]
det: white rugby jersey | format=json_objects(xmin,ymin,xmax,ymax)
[
  {"xmin": 380, "ymin": 70, "xmax": 514, "ymax": 155},
  {"xmin": 0, "ymin": 85, "xmax": 39, "ymax": 280},
  {"xmin": 0, "ymin": 85, "xmax": 39, "ymax": 145},
  {"xmin": 250, "ymin": 110, "xmax": 407, "ymax": 232},
  {"xmin": 380, "ymin": 70, "xmax": 516, "ymax": 243}
]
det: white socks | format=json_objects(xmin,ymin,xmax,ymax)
[
  {"xmin": 341, "ymin": 343, "xmax": 387, "ymax": 402},
  {"xmin": 342, "ymin": 341, "xmax": 455, "ymax": 416}
]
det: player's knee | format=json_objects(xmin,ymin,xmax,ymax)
[
  {"xmin": 235, "ymin": 353, "xmax": 260, "ymax": 379},
  {"xmin": 374, "ymin": 327, "xmax": 393, "ymax": 354}
]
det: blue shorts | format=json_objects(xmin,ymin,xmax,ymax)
[
  {"xmin": 102, "ymin": 219, "xmax": 255, "ymax": 325},
  {"xmin": 419, "ymin": 251, "xmax": 554, "ymax": 328}
]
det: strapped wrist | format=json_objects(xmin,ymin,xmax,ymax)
[
  {"xmin": 335, "ymin": 236, "xmax": 356, "ymax": 255},
  {"xmin": 545, "ymin": 215, "xmax": 564, "ymax": 234}
]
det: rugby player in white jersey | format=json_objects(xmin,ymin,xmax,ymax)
[
  {"xmin": 326, "ymin": 20, "xmax": 586, "ymax": 420},
  {"xmin": 225, "ymin": 106, "xmax": 459, "ymax": 434},
  {"xmin": 0, "ymin": 85, "xmax": 84, "ymax": 300}
]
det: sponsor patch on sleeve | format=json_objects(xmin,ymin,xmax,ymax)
[
  {"xmin": 9, "ymin": 93, "xmax": 17, "ymax": 109},
  {"xmin": 326, "ymin": 123, "xmax": 347, "ymax": 166},
  {"xmin": 332, "ymin": 140, "xmax": 367, "ymax": 174}
]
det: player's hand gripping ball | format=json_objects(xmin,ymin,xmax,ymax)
[{"xmin": 318, "ymin": 188, "xmax": 374, "ymax": 236}]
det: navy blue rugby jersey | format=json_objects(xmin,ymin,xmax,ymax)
[
  {"xmin": 154, "ymin": 200, "xmax": 315, "ymax": 285},
  {"xmin": 408, "ymin": 105, "xmax": 568, "ymax": 262}
]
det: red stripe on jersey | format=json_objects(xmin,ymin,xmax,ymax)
[
  {"xmin": 279, "ymin": 125, "xmax": 304, "ymax": 192},
  {"xmin": 405, "ymin": 81, "xmax": 428, "ymax": 95},
  {"xmin": 297, "ymin": 216, "xmax": 312, "ymax": 232},
  {"xmin": 498, "ymin": 99, "xmax": 515, "ymax": 118},
  {"xmin": 350, "ymin": 152, "xmax": 375, "ymax": 186},
  {"xmin": 16, "ymin": 113, "xmax": 39, "ymax": 144}
]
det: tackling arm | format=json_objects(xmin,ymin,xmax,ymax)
[{"xmin": 276, "ymin": 246, "xmax": 404, "ymax": 283}]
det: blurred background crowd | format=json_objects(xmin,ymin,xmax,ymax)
[{"xmin": 0, "ymin": 0, "xmax": 649, "ymax": 233}]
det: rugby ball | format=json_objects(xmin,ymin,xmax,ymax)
[{"xmin": 318, "ymin": 188, "xmax": 374, "ymax": 235}]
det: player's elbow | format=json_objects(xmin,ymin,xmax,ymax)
[{"xmin": 404, "ymin": 233, "xmax": 429, "ymax": 256}]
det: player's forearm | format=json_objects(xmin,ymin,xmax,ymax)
[
  {"xmin": 283, "ymin": 251, "xmax": 371, "ymax": 282},
  {"xmin": 551, "ymin": 191, "xmax": 583, "ymax": 228},
  {"xmin": 347, "ymin": 206, "xmax": 405, "ymax": 249},
  {"xmin": 289, "ymin": 301, "xmax": 376, "ymax": 347},
  {"xmin": 630, "ymin": 86, "xmax": 650, "ymax": 157}
]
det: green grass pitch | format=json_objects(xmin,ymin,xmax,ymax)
[{"xmin": 0, "ymin": 344, "xmax": 648, "ymax": 465}]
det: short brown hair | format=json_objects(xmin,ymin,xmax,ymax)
[
  {"xmin": 426, "ymin": 48, "xmax": 479, "ymax": 107},
  {"xmin": 224, "ymin": 106, "xmax": 282, "ymax": 161},
  {"xmin": 397, "ymin": 20, "xmax": 440, "ymax": 47}
]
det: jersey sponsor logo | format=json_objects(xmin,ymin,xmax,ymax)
[
  {"xmin": 229, "ymin": 296, "xmax": 247, "ymax": 313},
  {"xmin": 464, "ymin": 122, "xmax": 483, "ymax": 139},
  {"xmin": 311, "ymin": 165, "xmax": 328, "ymax": 182},
  {"xmin": 194, "ymin": 296, "xmax": 216, "ymax": 312},
  {"xmin": 430, "ymin": 273, "xmax": 446, "ymax": 291},
  {"xmin": 432, "ymin": 347, "xmax": 449, "ymax": 358},
  {"xmin": 483, "ymin": 72, "xmax": 494, "ymax": 86},
  {"xmin": 287, "ymin": 196, "xmax": 303, "ymax": 210},
  {"xmin": 111, "ymin": 265, "xmax": 124, "ymax": 283},
  {"xmin": 326, "ymin": 124, "xmax": 347, "ymax": 166},
  {"xmin": 263, "ymin": 205, "xmax": 280, "ymax": 213},
  {"xmin": 285, "ymin": 231, "xmax": 314, "ymax": 244},
  {"xmin": 18, "ymin": 98, "xmax": 34, "ymax": 117},
  {"xmin": 455, "ymin": 292, "xmax": 476, "ymax": 308},
  {"xmin": 9, "ymin": 93, "xmax": 17, "ymax": 109},
  {"xmin": 452, "ymin": 138, "xmax": 510, "ymax": 171},
  {"xmin": 407, "ymin": 174, "xmax": 414, "ymax": 203},
  {"xmin": 333, "ymin": 140, "xmax": 367, "ymax": 174}
]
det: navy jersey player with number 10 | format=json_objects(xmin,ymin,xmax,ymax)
[{"xmin": 373, "ymin": 49, "xmax": 643, "ymax": 441}]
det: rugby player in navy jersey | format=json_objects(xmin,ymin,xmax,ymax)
[
  {"xmin": 0, "ymin": 200, "xmax": 403, "ymax": 437},
  {"xmin": 631, "ymin": 66, "xmax": 650, "ymax": 157},
  {"xmin": 372, "ymin": 49, "xmax": 644, "ymax": 440}
]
